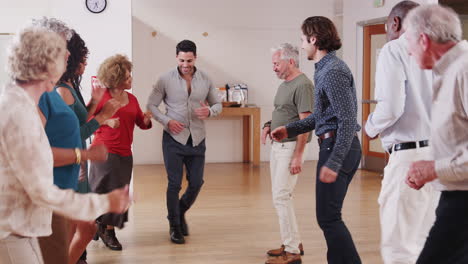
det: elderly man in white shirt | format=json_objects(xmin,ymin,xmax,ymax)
[
  {"xmin": 404, "ymin": 4, "xmax": 468, "ymax": 264},
  {"xmin": 0, "ymin": 27, "xmax": 130, "ymax": 264},
  {"xmin": 365, "ymin": 1, "xmax": 440, "ymax": 263}
]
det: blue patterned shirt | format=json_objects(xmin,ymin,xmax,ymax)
[{"xmin": 286, "ymin": 51, "xmax": 361, "ymax": 172}]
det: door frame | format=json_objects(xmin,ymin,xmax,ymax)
[{"xmin": 362, "ymin": 23, "xmax": 386, "ymax": 159}]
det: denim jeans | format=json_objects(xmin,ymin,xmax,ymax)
[
  {"xmin": 163, "ymin": 131, "xmax": 206, "ymax": 226},
  {"xmin": 316, "ymin": 135, "xmax": 362, "ymax": 264}
]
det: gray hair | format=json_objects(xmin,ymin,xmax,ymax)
[
  {"xmin": 404, "ymin": 4, "xmax": 462, "ymax": 44},
  {"xmin": 31, "ymin": 17, "xmax": 73, "ymax": 41},
  {"xmin": 7, "ymin": 27, "xmax": 67, "ymax": 82},
  {"xmin": 271, "ymin": 43, "xmax": 299, "ymax": 68}
]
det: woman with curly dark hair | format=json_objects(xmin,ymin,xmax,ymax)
[{"xmin": 54, "ymin": 31, "xmax": 121, "ymax": 264}]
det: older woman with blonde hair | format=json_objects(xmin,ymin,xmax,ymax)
[
  {"xmin": 0, "ymin": 27, "xmax": 130, "ymax": 264},
  {"xmin": 89, "ymin": 54, "xmax": 152, "ymax": 250}
]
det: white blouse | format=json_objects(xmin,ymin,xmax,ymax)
[{"xmin": 0, "ymin": 83, "xmax": 110, "ymax": 239}]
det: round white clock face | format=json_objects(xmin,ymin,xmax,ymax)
[{"xmin": 86, "ymin": 0, "xmax": 107, "ymax": 14}]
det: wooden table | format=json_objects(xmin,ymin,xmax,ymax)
[{"xmin": 213, "ymin": 106, "xmax": 261, "ymax": 166}]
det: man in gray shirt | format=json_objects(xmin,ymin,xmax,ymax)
[
  {"xmin": 147, "ymin": 40, "xmax": 221, "ymax": 244},
  {"xmin": 263, "ymin": 43, "xmax": 313, "ymax": 264}
]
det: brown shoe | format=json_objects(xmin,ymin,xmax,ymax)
[
  {"xmin": 265, "ymin": 252, "xmax": 302, "ymax": 264},
  {"xmin": 267, "ymin": 243, "xmax": 304, "ymax": 256}
]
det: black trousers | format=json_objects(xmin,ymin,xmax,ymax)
[
  {"xmin": 417, "ymin": 191, "xmax": 468, "ymax": 264},
  {"xmin": 316, "ymin": 136, "xmax": 362, "ymax": 264},
  {"xmin": 163, "ymin": 132, "xmax": 206, "ymax": 226}
]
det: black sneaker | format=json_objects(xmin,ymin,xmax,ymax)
[{"xmin": 169, "ymin": 225, "xmax": 185, "ymax": 244}]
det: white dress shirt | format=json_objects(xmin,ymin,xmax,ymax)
[
  {"xmin": 365, "ymin": 33, "xmax": 433, "ymax": 150},
  {"xmin": 432, "ymin": 41, "xmax": 468, "ymax": 191},
  {"xmin": 0, "ymin": 83, "xmax": 110, "ymax": 240}
]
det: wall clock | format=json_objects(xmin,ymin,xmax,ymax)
[{"xmin": 86, "ymin": 0, "xmax": 107, "ymax": 14}]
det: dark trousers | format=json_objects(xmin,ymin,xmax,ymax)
[
  {"xmin": 163, "ymin": 132, "xmax": 206, "ymax": 226},
  {"xmin": 316, "ymin": 136, "xmax": 362, "ymax": 264},
  {"xmin": 417, "ymin": 191, "xmax": 468, "ymax": 264},
  {"xmin": 89, "ymin": 153, "xmax": 133, "ymax": 228}
]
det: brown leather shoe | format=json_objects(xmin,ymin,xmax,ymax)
[
  {"xmin": 265, "ymin": 252, "xmax": 302, "ymax": 264},
  {"xmin": 267, "ymin": 243, "xmax": 304, "ymax": 256}
]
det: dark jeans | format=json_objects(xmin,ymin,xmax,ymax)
[
  {"xmin": 417, "ymin": 191, "xmax": 468, "ymax": 264},
  {"xmin": 316, "ymin": 135, "xmax": 362, "ymax": 264},
  {"xmin": 163, "ymin": 131, "xmax": 206, "ymax": 226}
]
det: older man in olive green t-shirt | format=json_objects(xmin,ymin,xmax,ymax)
[{"xmin": 262, "ymin": 43, "xmax": 314, "ymax": 264}]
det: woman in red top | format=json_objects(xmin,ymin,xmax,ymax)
[{"xmin": 89, "ymin": 54, "xmax": 152, "ymax": 251}]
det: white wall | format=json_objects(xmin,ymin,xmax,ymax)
[
  {"xmin": 0, "ymin": 0, "xmax": 51, "ymax": 32},
  {"xmin": 0, "ymin": 0, "xmax": 52, "ymax": 88},
  {"xmin": 0, "ymin": 0, "xmax": 131, "ymax": 106},
  {"xmin": 0, "ymin": 0, "xmax": 132, "ymax": 97},
  {"xmin": 342, "ymin": 0, "xmax": 438, "ymax": 130},
  {"xmin": 48, "ymin": 0, "xmax": 132, "ymax": 103},
  {"xmin": 132, "ymin": 0, "xmax": 333, "ymax": 164}
]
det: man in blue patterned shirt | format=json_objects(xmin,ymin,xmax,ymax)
[{"xmin": 272, "ymin": 16, "xmax": 362, "ymax": 264}]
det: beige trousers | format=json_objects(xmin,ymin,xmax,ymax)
[{"xmin": 0, "ymin": 235, "xmax": 44, "ymax": 264}]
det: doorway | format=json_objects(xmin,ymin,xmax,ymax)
[{"xmin": 361, "ymin": 23, "xmax": 387, "ymax": 173}]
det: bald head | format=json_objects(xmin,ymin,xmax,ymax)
[{"xmin": 386, "ymin": 1, "xmax": 419, "ymax": 41}]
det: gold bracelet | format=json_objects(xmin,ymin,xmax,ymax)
[{"xmin": 74, "ymin": 148, "xmax": 81, "ymax": 164}]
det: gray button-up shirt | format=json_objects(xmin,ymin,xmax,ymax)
[{"xmin": 147, "ymin": 67, "xmax": 222, "ymax": 146}]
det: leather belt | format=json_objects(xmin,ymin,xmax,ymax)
[
  {"xmin": 318, "ymin": 131, "xmax": 335, "ymax": 144},
  {"xmin": 388, "ymin": 140, "xmax": 429, "ymax": 154},
  {"xmin": 317, "ymin": 130, "xmax": 358, "ymax": 144}
]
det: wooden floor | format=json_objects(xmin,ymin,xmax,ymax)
[{"xmin": 87, "ymin": 161, "xmax": 382, "ymax": 264}]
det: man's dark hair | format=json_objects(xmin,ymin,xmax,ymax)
[
  {"xmin": 176, "ymin": 40, "xmax": 197, "ymax": 56},
  {"xmin": 301, "ymin": 16, "xmax": 342, "ymax": 52},
  {"xmin": 389, "ymin": 0, "xmax": 419, "ymax": 23},
  {"xmin": 58, "ymin": 31, "xmax": 89, "ymax": 105}
]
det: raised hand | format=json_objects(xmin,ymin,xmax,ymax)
[
  {"xmin": 194, "ymin": 101, "xmax": 210, "ymax": 120},
  {"xmin": 91, "ymin": 77, "xmax": 107, "ymax": 103},
  {"xmin": 100, "ymin": 99, "xmax": 121, "ymax": 119}
]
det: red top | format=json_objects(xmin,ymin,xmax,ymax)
[{"xmin": 91, "ymin": 90, "xmax": 152, "ymax": 156}]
